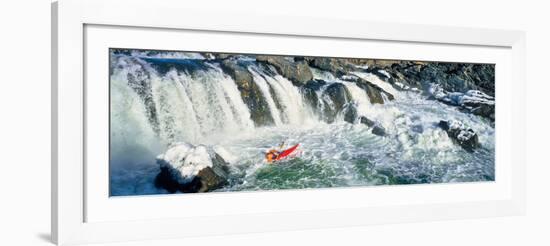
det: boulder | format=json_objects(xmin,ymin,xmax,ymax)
[
  {"xmin": 300, "ymin": 80, "xmax": 327, "ymax": 112},
  {"xmin": 256, "ymin": 55, "xmax": 313, "ymax": 85},
  {"xmin": 301, "ymin": 80, "xmax": 358, "ymax": 123},
  {"xmin": 358, "ymin": 116, "xmax": 386, "ymax": 136},
  {"xmin": 371, "ymin": 125, "xmax": 387, "ymax": 136},
  {"xmin": 438, "ymin": 120, "xmax": 480, "ymax": 151},
  {"xmin": 359, "ymin": 116, "xmax": 375, "ymax": 127},
  {"xmin": 356, "ymin": 80, "xmax": 394, "ymax": 104},
  {"xmin": 470, "ymin": 103, "xmax": 495, "ymax": 121},
  {"xmin": 195, "ymin": 166, "xmax": 227, "ymax": 192},
  {"xmin": 322, "ymin": 82, "xmax": 352, "ymax": 123},
  {"xmin": 343, "ymin": 103, "xmax": 358, "ymax": 123},
  {"xmin": 154, "ymin": 143, "xmax": 230, "ymax": 193},
  {"xmin": 219, "ymin": 59, "xmax": 274, "ymax": 126}
]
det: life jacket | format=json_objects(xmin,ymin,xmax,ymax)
[{"xmin": 265, "ymin": 150, "xmax": 279, "ymax": 162}]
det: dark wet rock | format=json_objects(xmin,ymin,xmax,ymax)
[
  {"xmin": 365, "ymin": 60, "xmax": 495, "ymax": 97},
  {"xmin": 154, "ymin": 144, "xmax": 230, "ymax": 193},
  {"xmin": 438, "ymin": 120, "xmax": 480, "ymax": 151},
  {"xmin": 357, "ymin": 80, "xmax": 394, "ymax": 104},
  {"xmin": 359, "ymin": 116, "xmax": 375, "ymax": 127},
  {"xmin": 323, "ymin": 82, "xmax": 352, "ymax": 123},
  {"xmin": 358, "ymin": 116, "xmax": 385, "ymax": 136},
  {"xmin": 371, "ymin": 125, "xmax": 386, "ymax": 136},
  {"xmin": 300, "ymin": 80, "xmax": 326, "ymax": 112},
  {"xmin": 343, "ymin": 103, "xmax": 358, "ymax": 123},
  {"xmin": 470, "ymin": 103, "xmax": 495, "ymax": 121},
  {"xmin": 195, "ymin": 166, "xmax": 227, "ymax": 192},
  {"xmin": 196, "ymin": 152, "xmax": 231, "ymax": 192},
  {"xmin": 219, "ymin": 59, "xmax": 274, "ymax": 126},
  {"xmin": 256, "ymin": 55, "xmax": 313, "ymax": 85},
  {"xmin": 301, "ymin": 80, "xmax": 354, "ymax": 123},
  {"xmin": 155, "ymin": 166, "xmax": 203, "ymax": 193}
]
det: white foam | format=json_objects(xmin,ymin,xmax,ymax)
[
  {"xmin": 110, "ymin": 56, "xmax": 163, "ymax": 168},
  {"xmin": 213, "ymin": 145, "xmax": 238, "ymax": 164}
]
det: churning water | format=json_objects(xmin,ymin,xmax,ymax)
[{"xmin": 109, "ymin": 52, "xmax": 495, "ymax": 196}]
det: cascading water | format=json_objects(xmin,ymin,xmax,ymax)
[
  {"xmin": 248, "ymin": 67, "xmax": 284, "ymax": 125},
  {"xmin": 249, "ymin": 64, "xmax": 313, "ymax": 125},
  {"xmin": 109, "ymin": 51, "xmax": 495, "ymax": 196}
]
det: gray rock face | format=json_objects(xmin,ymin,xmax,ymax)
[
  {"xmin": 438, "ymin": 120, "xmax": 480, "ymax": 151},
  {"xmin": 364, "ymin": 60, "xmax": 495, "ymax": 97},
  {"xmin": 305, "ymin": 57, "xmax": 357, "ymax": 77},
  {"xmin": 154, "ymin": 144, "xmax": 230, "ymax": 193},
  {"xmin": 256, "ymin": 55, "xmax": 313, "ymax": 85},
  {"xmin": 219, "ymin": 59, "xmax": 274, "ymax": 126}
]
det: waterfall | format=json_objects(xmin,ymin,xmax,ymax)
[
  {"xmin": 315, "ymin": 83, "xmax": 333, "ymax": 121},
  {"xmin": 248, "ymin": 68, "xmax": 284, "ymax": 125},
  {"xmin": 110, "ymin": 51, "xmax": 496, "ymax": 196},
  {"xmin": 342, "ymin": 82, "xmax": 372, "ymax": 116},
  {"xmin": 110, "ymin": 55, "xmax": 255, "ymax": 147},
  {"xmin": 110, "ymin": 53, "xmax": 434, "ymax": 157},
  {"xmin": 250, "ymin": 65, "xmax": 312, "ymax": 125},
  {"xmin": 164, "ymin": 65, "xmax": 254, "ymax": 142},
  {"xmin": 110, "ymin": 58, "xmax": 162, "ymax": 167}
]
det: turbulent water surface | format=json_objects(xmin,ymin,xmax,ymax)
[{"xmin": 109, "ymin": 50, "xmax": 495, "ymax": 196}]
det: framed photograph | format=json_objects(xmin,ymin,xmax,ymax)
[{"xmin": 52, "ymin": 0, "xmax": 526, "ymax": 245}]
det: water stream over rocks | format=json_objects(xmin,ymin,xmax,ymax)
[{"xmin": 109, "ymin": 49, "xmax": 495, "ymax": 196}]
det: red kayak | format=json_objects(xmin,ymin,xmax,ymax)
[{"xmin": 275, "ymin": 144, "xmax": 300, "ymax": 161}]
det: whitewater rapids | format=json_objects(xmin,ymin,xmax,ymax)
[{"xmin": 109, "ymin": 51, "xmax": 495, "ymax": 196}]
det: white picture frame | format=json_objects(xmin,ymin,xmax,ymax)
[{"xmin": 52, "ymin": 0, "xmax": 526, "ymax": 245}]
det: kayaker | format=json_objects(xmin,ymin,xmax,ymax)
[
  {"xmin": 265, "ymin": 141, "xmax": 285, "ymax": 163},
  {"xmin": 265, "ymin": 149, "xmax": 279, "ymax": 163}
]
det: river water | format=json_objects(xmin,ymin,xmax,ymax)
[{"xmin": 109, "ymin": 51, "xmax": 495, "ymax": 196}]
